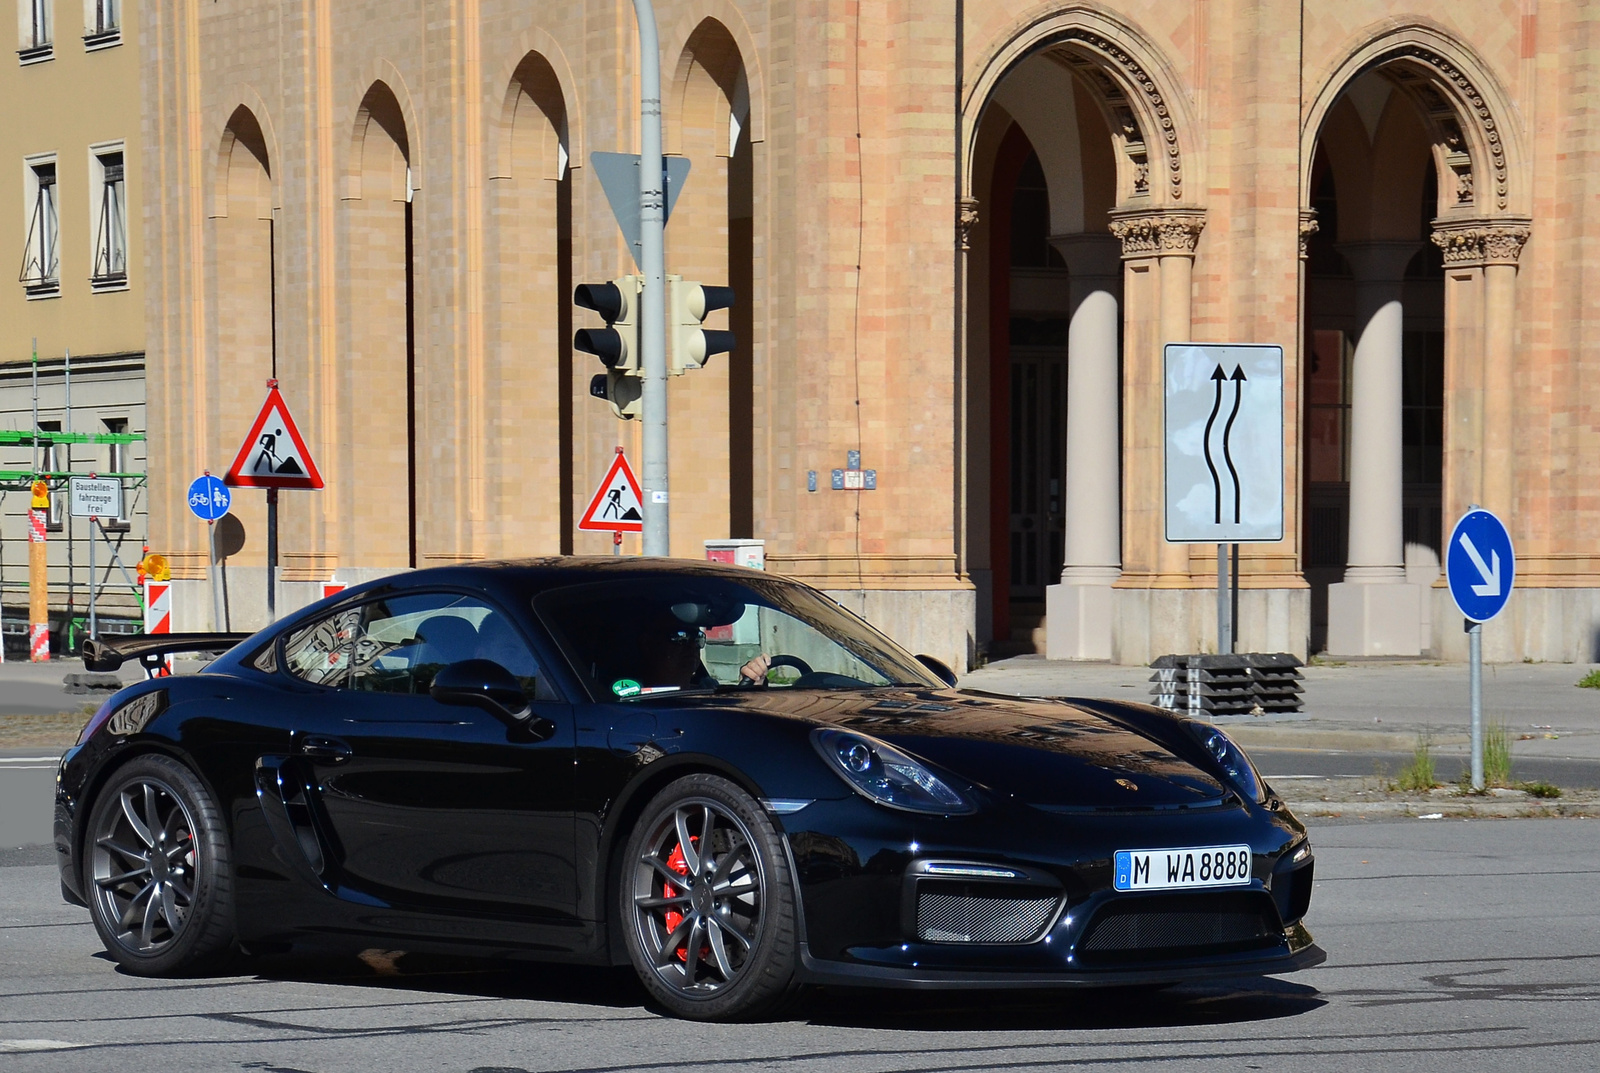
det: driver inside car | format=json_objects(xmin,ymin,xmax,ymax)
[{"xmin": 632, "ymin": 602, "xmax": 770, "ymax": 690}]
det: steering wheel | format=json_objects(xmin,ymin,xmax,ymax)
[{"xmin": 766, "ymin": 654, "xmax": 814, "ymax": 678}]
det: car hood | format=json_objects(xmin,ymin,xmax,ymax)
[{"xmin": 703, "ymin": 688, "xmax": 1231, "ymax": 810}]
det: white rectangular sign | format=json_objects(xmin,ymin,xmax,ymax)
[
  {"xmin": 68, "ymin": 476, "xmax": 122, "ymax": 519},
  {"xmin": 1164, "ymin": 343, "xmax": 1284, "ymax": 543}
]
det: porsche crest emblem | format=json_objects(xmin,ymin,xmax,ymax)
[{"xmin": 1115, "ymin": 778, "xmax": 1139, "ymax": 791}]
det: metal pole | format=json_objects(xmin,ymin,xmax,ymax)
[
  {"xmin": 266, "ymin": 487, "xmax": 278, "ymax": 619},
  {"xmin": 631, "ymin": 0, "xmax": 669, "ymax": 557},
  {"xmin": 1469, "ymin": 619, "xmax": 1484, "ymax": 791},
  {"xmin": 208, "ymin": 520, "xmax": 225, "ymax": 632},
  {"xmin": 1216, "ymin": 542, "xmax": 1231, "ymax": 655},
  {"xmin": 88, "ymin": 516, "xmax": 97, "ymax": 641},
  {"xmin": 64, "ymin": 347, "xmax": 73, "ymax": 639},
  {"xmin": 1230, "ymin": 543, "xmax": 1240, "ymax": 653}
]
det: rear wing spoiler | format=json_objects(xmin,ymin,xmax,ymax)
[{"xmin": 82, "ymin": 633, "xmax": 254, "ymax": 674}]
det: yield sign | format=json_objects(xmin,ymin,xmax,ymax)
[
  {"xmin": 225, "ymin": 384, "xmax": 324, "ymax": 489},
  {"xmin": 578, "ymin": 449, "xmax": 644, "ymax": 532}
]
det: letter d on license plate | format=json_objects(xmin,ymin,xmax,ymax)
[{"xmin": 1113, "ymin": 845, "xmax": 1253, "ymax": 891}]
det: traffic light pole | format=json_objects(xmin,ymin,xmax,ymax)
[{"xmin": 632, "ymin": 0, "xmax": 670, "ymax": 557}]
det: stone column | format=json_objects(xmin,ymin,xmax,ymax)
[
  {"xmin": 1045, "ymin": 232, "xmax": 1121, "ymax": 659},
  {"xmin": 1105, "ymin": 207, "xmax": 1205, "ymax": 661},
  {"xmin": 1326, "ymin": 241, "xmax": 1422, "ymax": 656}
]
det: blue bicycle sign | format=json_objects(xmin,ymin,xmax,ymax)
[{"xmin": 187, "ymin": 474, "xmax": 232, "ymax": 522}]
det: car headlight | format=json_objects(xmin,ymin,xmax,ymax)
[
  {"xmin": 812, "ymin": 728, "xmax": 974, "ymax": 814},
  {"xmin": 1186, "ymin": 722, "xmax": 1266, "ymax": 803}
]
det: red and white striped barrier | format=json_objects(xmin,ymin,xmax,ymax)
[
  {"xmin": 144, "ymin": 578, "xmax": 172, "ymax": 676},
  {"xmin": 28, "ymin": 505, "xmax": 48, "ymax": 663}
]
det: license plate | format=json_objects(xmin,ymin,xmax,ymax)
[{"xmin": 1113, "ymin": 845, "xmax": 1253, "ymax": 892}]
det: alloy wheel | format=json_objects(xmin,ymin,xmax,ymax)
[
  {"xmin": 631, "ymin": 799, "xmax": 766, "ymax": 996},
  {"xmin": 90, "ymin": 777, "xmax": 200, "ymax": 956}
]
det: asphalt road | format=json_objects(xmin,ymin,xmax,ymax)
[{"xmin": 1, "ymin": 816, "xmax": 1597, "ymax": 1071}]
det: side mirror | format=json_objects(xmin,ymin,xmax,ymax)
[
  {"xmin": 431, "ymin": 659, "xmax": 532, "ymax": 722},
  {"xmin": 916, "ymin": 654, "xmax": 958, "ymax": 688}
]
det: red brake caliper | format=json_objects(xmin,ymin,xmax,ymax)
[{"xmin": 660, "ymin": 837, "xmax": 710, "ymax": 963}]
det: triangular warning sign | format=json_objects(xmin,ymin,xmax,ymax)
[
  {"xmin": 578, "ymin": 450, "xmax": 644, "ymax": 532},
  {"xmin": 224, "ymin": 385, "xmax": 325, "ymax": 490}
]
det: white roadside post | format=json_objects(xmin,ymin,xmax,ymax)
[{"xmin": 1445, "ymin": 507, "xmax": 1516, "ymax": 791}]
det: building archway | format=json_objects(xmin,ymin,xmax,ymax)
[
  {"xmin": 665, "ymin": 17, "xmax": 755, "ymax": 554},
  {"xmin": 339, "ymin": 81, "xmax": 416, "ymax": 569},
  {"xmin": 487, "ymin": 52, "xmax": 571, "ymax": 557},
  {"xmin": 962, "ymin": 18, "xmax": 1205, "ymax": 662},
  {"xmin": 206, "ymin": 105, "xmax": 275, "ymax": 573},
  {"xmin": 1303, "ymin": 38, "xmax": 1530, "ymax": 657}
]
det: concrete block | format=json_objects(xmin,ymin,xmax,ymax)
[
  {"xmin": 1326, "ymin": 581, "xmax": 1422, "ymax": 657},
  {"xmin": 1045, "ymin": 581, "xmax": 1113, "ymax": 660}
]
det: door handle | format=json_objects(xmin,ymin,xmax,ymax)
[{"xmin": 299, "ymin": 736, "xmax": 352, "ymax": 762}]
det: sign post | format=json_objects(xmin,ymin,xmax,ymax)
[
  {"xmin": 188, "ymin": 473, "xmax": 233, "ymax": 632},
  {"xmin": 224, "ymin": 380, "xmax": 323, "ymax": 620},
  {"xmin": 69, "ymin": 474, "xmax": 122, "ymax": 642},
  {"xmin": 1446, "ymin": 506, "xmax": 1516, "ymax": 790},
  {"xmin": 1163, "ymin": 344, "xmax": 1286, "ymax": 653}
]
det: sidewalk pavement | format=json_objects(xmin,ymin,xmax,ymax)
[{"xmin": 959, "ymin": 655, "xmax": 1600, "ymax": 761}]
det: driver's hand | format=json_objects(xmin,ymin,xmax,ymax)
[{"xmin": 738, "ymin": 653, "xmax": 771, "ymax": 687}]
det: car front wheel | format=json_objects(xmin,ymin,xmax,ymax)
[{"xmin": 620, "ymin": 773, "xmax": 800, "ymax": 1020}]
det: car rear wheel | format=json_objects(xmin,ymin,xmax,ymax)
[
  {"xmin": 84, "ymin": 754, "xmax": 236, "ymax": 975},
  {"xmin": 621, "ymin": 774, "xmax": 800, "ymax": 1020}
]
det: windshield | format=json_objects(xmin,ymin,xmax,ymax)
[{"xmin": 533, "ymin": 575, "xmax": 941, "ymax": 700}]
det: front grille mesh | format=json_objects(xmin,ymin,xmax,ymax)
[
  {"xmin": 916, "ymin": 883, "xmax": 1059, "ymax": 944},
  {"xmin": 1078, "ymin": 892, "xmax": 1281, "ymax": 963}
]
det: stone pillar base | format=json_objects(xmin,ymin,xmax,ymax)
[
  {"xmin": 1045, "ymin": 581, "xmax": 1114, "ymax": 660},
  {"xmin": 1109, "ymin": 587, "xmax": 1309, "ymax": 665},
  {"xmin": 1325, "ymin": 582, "xmax": 1422, "ymax": 657}
]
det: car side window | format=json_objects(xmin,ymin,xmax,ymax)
[{"xmin": 282, "ymin": 592, "xmax": 543, "ymax": 697}]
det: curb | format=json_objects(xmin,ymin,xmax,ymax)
[{"xmin": 1283, "ymin": 797, "xmax": 1600, "ymax": 820}]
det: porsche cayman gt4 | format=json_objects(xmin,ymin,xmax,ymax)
[{"xmin": 56, "ymin": 558, "xmax": 1322, "ymax": 1020}]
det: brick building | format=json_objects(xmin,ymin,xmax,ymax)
[{"xmin": 144, "ymin": 2, "xmax": 1600, "ymax": 670}]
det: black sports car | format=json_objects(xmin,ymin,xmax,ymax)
[{"xmin": 56, "ymin": 558, "xmax": 1322, "ymax": 1020}]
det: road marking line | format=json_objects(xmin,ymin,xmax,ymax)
[
  {"xmin": 0, "ymin": 757, "xmax": 61, "ymax": 764},
  {"xmin": 0, "ymin": 1040, "xmax": 90, "ymax": 1053}
]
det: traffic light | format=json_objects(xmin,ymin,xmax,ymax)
[
  {"xmin": 575, "ymin": 275, "xmax": 642, "ymax": 419},
  {"xmin": 668, "ymin": 275, "xmax": 735, "ymax": 374}
]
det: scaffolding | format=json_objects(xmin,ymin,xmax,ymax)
[{"xmin": 0, "ymin": 343, "xmax": 148, "ymax": 657}]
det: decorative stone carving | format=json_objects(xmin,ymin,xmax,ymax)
[
  {"xmin": 1109, "ymin": 208, "xmax": 1206, "ymax": 258},
  {"xmin": 957, "ymin": 197, "xmax": 979, "ymax": 252},
  {"xmin": 1048, "ymin": 30, "xmax": 1185, "ymax": 202},
  {"xmin": 1429, "ymin": 218, "xmax": 1531, "ymax": 267},
  {"xmin": 1298, "ymin": 209, "xmax": 1320, "ymax": 260},
  {"xmin": 1388, "ymin": 46, "xmax": 1512, "ymax": 212}
]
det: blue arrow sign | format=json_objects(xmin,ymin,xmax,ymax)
[
  {"xmin": 187, "ymin": 474, "xmax": 232, "ymax": 522},
  {"xmin": 1446, "ymin": 508, "xmax": 1515, "ymax": 622}
]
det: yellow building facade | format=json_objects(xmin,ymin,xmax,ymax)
[
  {"xmin": 2, "ymin": 0, "xmax": 146, "ymax": 654},
  {"xmin": 144, "ymin": 2, "xmax": 1600, "ymax": 670}
]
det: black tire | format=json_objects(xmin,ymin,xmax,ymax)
[
  {"xmin": 83, "ymin": 753, "xmax": 236, "ymax": 975},
  {"xmin": 620, "ymin": 773, "xmax": 800, "ymax": 1021}
]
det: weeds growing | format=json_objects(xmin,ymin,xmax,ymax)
[
  {"xmin": 1394, "ymin": 736, "xmax": 1437, "ymax": 792},
  {"xmin": 1577, "ymin": 669, "xmax": 1600, "ymax": 689}
]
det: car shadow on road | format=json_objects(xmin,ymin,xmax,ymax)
[
  {"xmin": 233, "ymin": 950, "xmax": 654, "ymax": 1011},
  {"xmin": 799, "ymin": 975, "xmax": 1326, "ymax": 1030},
  {"xmin": 232, "ymin": 951, "xmax": 1321, "ymax": 1030}
]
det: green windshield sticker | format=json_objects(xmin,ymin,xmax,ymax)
[{"xmin": 612, "ymin": 678, "xmax": 642, "ymax": 698}]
